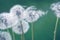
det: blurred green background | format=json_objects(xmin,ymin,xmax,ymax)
[{"xmin": 0, "ymin": 0, "xmax": 60, "ymax": 40}]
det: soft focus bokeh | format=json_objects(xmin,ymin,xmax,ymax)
[{"xmin": 0, "ymin": 0, "xmax": 60, "ymax": 40}]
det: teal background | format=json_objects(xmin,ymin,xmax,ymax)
[{"xmin": 0, "ymin": 0, "xmax": 60, "ymax": 40}]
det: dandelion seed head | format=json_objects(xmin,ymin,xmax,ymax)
[
  {"xmin": 50, "ymin": 2, "xmax": 60, "ymax": 18},
  {"xmin": 51, "ymin": 2, "xmax": 60, "ymax": 12},
  {"xmin": 0, "ymin": 12, "xmax": 18, "ymax": 30},
  {"xmin": 10, "ymin": 5, "xmax": 25, "ymax": 19},
  {"xmin": 12, "ymin": 20, "xmax": 29, "ymax": 34},
  {"xmin": 22, "ymin": 6, "xmax": 47, "ymax": 23},
  {"xmin": 50, "ymin": 3, "xmax": 57, "ymax": 11},
  {"xmin": 0, "ymin": 31, "xmax": 12, "ymax": 40},
  {"xmin": 23, "ymin": 10, "xmax": 39, "ymax": 22}
]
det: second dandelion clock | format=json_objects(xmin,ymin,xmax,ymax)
[
  {"xmin": 23, "ymin": 6, "xmax": 47, "ymax": 23},
  {"xmin": 50, "ymin": 2, "xmax": 60, "ymax": 18},
  {"xmin": 50, "ymin": 2, "xmax": 60, "ymax": 40},
  {"xmin": 12, "ymin": 20, "xmax": 29, "ymax": 34},
  {"xmin": 10, "ymin": 5, "xmax": 25, "ymax": 19},
  {"xmin": 0, "ymin": 12, "xmax": 18, "ymax": 30}
]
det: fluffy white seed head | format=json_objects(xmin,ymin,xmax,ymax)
[
  {"xmin": 50, "ymin": 3, "xmax": 57, "ymax": 11},
  {"xmin": 0, "ymin": 12, "xmax": 18, "ymax": 30},
  {"xmin": 10, "ymin": 5, "xmax": 25, "ymax": 19},
  {"xmin": 12, "ymin": 20, "xmax": 29, "ymax": 34},
  {"xmin": 23, "ymin": 10, "xmax": 40, "ymax": 22},
  {"xmin": 22, "ymin": 6, "xmax": 47, "ymax": 23},
  {"xmin": 50, "ymin": 2, "xmax": 60, "ymax": 18},
  {"xmin": 0, "ymin": 31, "xmax": 12, "ymax": 40},
  {"xmin": 50, "ymin": 2, "xmax": 60, "ymax": 12}
]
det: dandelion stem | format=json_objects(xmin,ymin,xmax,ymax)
[
  {"xmin": 20, "ymin": 21, "xmax": 25, "ymax": 40},
  {"xmin": 53, "ymin": 17, "xmax": 59, "ymax": 40},
  {"xmin": 7, "ymin": 28, "xmax": 15, "ymax": 40},
  {"xmin": 12, "ymin": 29, "xmax": 15, "ymax": 40},
  {"xmin": 31, "ymin": 23, "xmax": 34, "ymax": 40}
]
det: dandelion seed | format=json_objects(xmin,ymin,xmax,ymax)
[
  {"xmin": 0, "ymin": 31, "xmax": 12, "ymax": 40},
  {"xmin": 0, "ymin": 12, "xmax": 18, "ymax": 30},
  {"xmin": 12, "ymin": 20, "xmax": 29, "ymax": 34}
]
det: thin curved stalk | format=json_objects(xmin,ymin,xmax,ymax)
[
  {"xmin": 31, "ymin": 23, "xmax": 34, "ymax": 40},
  {"xmin": 53, "ymin": 17, "xmax": 59, "ymax": 40}
]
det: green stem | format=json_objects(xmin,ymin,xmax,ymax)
[
  {"xmin": 31, "ymin": 23, "xmax": 34, "ymax": 40},
  {"xmin": 12, "ymin": 28, "xmax": 15, "ymax": 40},
  {"xmin": 53, "ymin": 17, "xmax": 59, "ymax": 40},
  {"xmin": 20, "ymin": 21, "xmax": 25, "ymax": 40},
  {"xmin": 7, "ymin": 28, "xmax": 15, "ymax": 40}
]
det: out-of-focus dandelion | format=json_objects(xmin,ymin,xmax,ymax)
[
  {"xmin": 50, "ymin": 2, "xmax": 60, "ymax": 40},
  {"xmin": 10, "ymin": 5, "xmax": 48, "ymax": 40},
  {"xmin": 0, "ymin": 12, "xmax": 18, "ymax": 30},
  {"xmin": 50, "ymin": 2, "xmax": 60, "ymax": 17},
  {"xmin": 12, "ymin": 20, "xmax": 29, "ymax": 34},
  {"xmin": 22, "ymin": 6, "xmax": 48, "ymax": 40},
  {"xmin": 12, "ymin": 20, "xmax": 29, "ymax": 40},
  {"xmin": 0, "ymin": 31, "xmax": 12, "ymax": 40},
  {"xmin": 10, "ymin": 5, "xmax": 25, "ymax": 40},
  {"xmin": 23, "ymin": 8, "xmax": 47, "ymax": 22},
  {"xmin": 10, "ymin": 5, "xmax": 25, "ymax": 19},
  {"xmin": 0, "ymin": 12, "xmax": 18, "ymax": 40}
]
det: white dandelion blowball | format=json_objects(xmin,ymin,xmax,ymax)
[
  {"xmin": 0, "ymin": 31, "xmax": 12, "ymax": 40},
  {"xmin": 50, "ymin": 3, "xmax": 57, "ymax": 11},
  {"xmin": 10, "ymin": 5, "xmax": 25, "ymax": 19},
  {"xmin": 0, "ymin": 12, "xmax": 18, "ymax": 30},
  {"xmin": 50, "ymin": 2, "xmax": 60, "ymax": 18},
  {"xmin": 12, "ymin": 20, "xmax": 29, "ymax": 34},
  {"xmin": 22, "ymin": 6, "xmax": 47, "ymax": 23},
  {"xmin": 50, "ymin": 2, "xmax": 60, "ymax": 12},
  {"xmin": 23, "ymin": 10, "xmax": 40, "ymax": 22}
]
